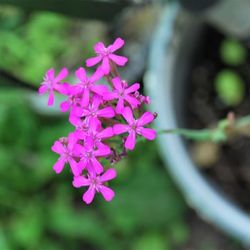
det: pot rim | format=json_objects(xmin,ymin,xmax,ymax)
[{"xmin": 145, "ymin": 2, "xmax": 250, "ymax": 245}]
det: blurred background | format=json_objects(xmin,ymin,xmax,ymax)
[{"xmin": 0, "ymin": 0, "xmax": 249, "ymax": 249}]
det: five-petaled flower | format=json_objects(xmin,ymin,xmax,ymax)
[
  {"xmin": 51, "ymin": 133, "xmax": 81, "ymax": 176},
  {"xmin": 86, "ymin": 37, "xmax": 128, "ymax": 75},
  {"xmin": 70, "ymin": 95, "xmax": 115, "ymax": 126},
  {"xmin": 77, "ymin": 137, "xmax": 111, "ymax": 175},
  {"xmin": 39, "ymin": 68, "xmax": 68, "ymax": 106},
  {"xmin": 104, "ymin": 77, "xmax": 140, "ymax": 114},
  {"xmin": 113, "ymin": 107, "xmax": 157, "ymax": 150},
  {"xmin": 73, "ymin": 168, "xmax": 117, "ymax": 204}
]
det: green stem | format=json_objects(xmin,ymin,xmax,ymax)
[
  {"xmin": 157, "ymin": 114, "xmax": 250, "ymax": 143},
  {"xmin": 235, "ymin": 115, "xmax": 250, "ymax": 128},
  {"xmin": 157, "ymin": 128, "xmax": 215, "ymax": 141}
]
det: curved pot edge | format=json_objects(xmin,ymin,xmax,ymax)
[{"xmin": 145, "ymin": 2, "xmax": 250, "ymax": 245}]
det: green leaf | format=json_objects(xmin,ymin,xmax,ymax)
[
  {"xmin": 10, "ymin": 205, "xmax": 44, "ymax": 249},
  {"xmin": 169, "ymin": 221, "xmax": 189, "ymax": 247},
  {"xmin": 47, "ymin": 186, "xmax": 117, "ymax": 249},
  {"xmin": 132, "ymin": 232, "xmax": 170, "ymax": 250},
  {"xmin": 220, "ymin": 39, "xmax": 247, "ymax": 66},
  {"xmin": 0, "ymin": 228, "xmax": 11, "ymax": 250},
  {"xmin": 214, "ymin": 69, "xmax": 245, "ymax": 106},
  {"xmin": 101, "ymin": 143, "xmax": 186, "ymax": 236}
]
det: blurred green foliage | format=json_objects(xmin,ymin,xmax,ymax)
[
  {"xmin": 0, "ymin": 3, "xmax": 245, "ymax": 250},
  {"xmin": 0, "ymin": 6, "xmax": 106, "ymax": 86},
  {"xmin": 220, "ymin": 39, "xmax": 247, "ymax": 66},
  {"xmin": 0, "ymin": 4, "xmax": 190, "ymax": 250},
  {"xmin": 214, "ymin": 69, "xmax": 245, "ymax": 106},
  {"xmin": 0, "ymin": 89, "xmax": 188, "ymax": 249}
]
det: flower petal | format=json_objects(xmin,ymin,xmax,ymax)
[
  {"xmin": 75, "ymin": 67, "xmax": 87, "ymax": 82},
  {"xmin": 53, "ymin": 158, "xmax": 65, "ymax": 174},
  {"xmin": 81, "ymin": 88, "xmax": 90, "ymax": 107},
  {"xmin": 73, "ymin": 144, "xmax": 85, "ymax": 156},
  {"xmin": 99, "ymin": 185, "xmax": 115, "ymax": 202},
  {"xmin": 124, "ymin": 95, "xmax": 140, "ymax": 108},
  {"xmin": 47, "ymin": 90, "xmax": 54, "ymax": 106},
  {"xmin": 125, "ymin": 83, "xmax": 140, "ymax": 94},
  {"xmin": 101, "ymin": 56, "xmax": 110, "ymax": 75},
  {"xmin": 137, "ymin": 111, "xmax": 155, "ymax": 126},
  {"xmin": 73, "ymin": 176, "xmax": 90, "ymax": 188},
  {"xmin": 138, "ymin": 128, "xmax": 156, "ymax": 140},
  {"xmin": 69, "ymin": 114, "xmax": 81, "ymax": 127},
  {"xmin": 94, "ymin": 42, "xmax": 106, "ymax": 53},
  {"xmin": 70, "ymin": 106, "xmax": 83, "ymax": 117},
  {"xmin": 125, "ymin": 131, "xmax": 136, "ymax": 150},
  {"xmin": 113, "ymin": 124, "xmax": 129, "ymax": 135},
  {"xmin": 86, "ymin": 56, "xmax": 102, "ymax": 67},
  {"xmin": 46, "ymin": 68, "xmax": 55, "ymax": 80},
  {"xmin": 97, "ymin": 107, "xmax": 115, "ymax": 118},
  {"xmin": 94, "ymin": 145, "xmax": 111, "ymax": 157},
  {"xmin": 60, "ymin": 101, "xmax": 70, "ymax": 112},
  {"xmin": 83, "ymin": 187, "xmax": 96, "ymax": 204},
  {"xmin": 91, "ymin": 84, "xmax": 109, "ymax": 97},
  {"xmin": 99, "ymin": 168, "xmax": 117, "ymax": 182},
  {"xmin": 89, "ymin": 119, "xmax": 102, "ymax": 132},
  {"xmin": 90, "ymin": 66, "xmax": 104, "ymax": 82},
  {"xmin": 38, "ymin": 85, "xmax": 48, "ymax": 95},
  {"xmin": 79, "ymin": 158, "xmax": 89, "ymax": 172},
  {"xmin": 110, "ymin": 37, "xmax": 124, "ymax": 52},
  {"xmin": 92, "ymin": 95, "xmax": 102, "ymax": 109},
  {"xmin": 103, "ymin": 91, "xmax": 118, "ymax": 101},
  {"xmin": 56, "ymin": 83, "xmax": 70, "ymax": 95},
  {"xmin": 55, "ymin": 67, "xmax": 68, "ymax": 82},
  {"xmin": 112, "ymin": 77, "xmax": 123, "ymax": 90},
  {"xmin": 115, "ymin": 98, "xmax": 124, "ymax": 114},
  {"xmin": 122, "ymin": 107, "xmax": 134, "ymax": 124},
  {"xmin": 69, "ymin": 159, "xmax": 81, "ymax": 176},
  {"xmin": 51, "ymin": 141, "xmax": 65, "ymax": 154},
  {"xmin": 98, "ymin": 127, "xmax": 113, "ymax": 139},
  {"xmin": 91, "ymin": 158, "xmax": 104, "ymax": 174},
  {"xmin": 68, "ymin": 133, "xmax": 78, "ymax": 150},
  {"xmin": 109, "ymin": 54, "xmax": 128, "ymax": 66}
]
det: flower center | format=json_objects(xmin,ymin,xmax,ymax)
[
  {"xmin": 81, "ymin": 80, "xmax": 91, "ymax": 89},
  {"xmin": 130, "ymin": 123, "xmax": 137, "ymax": 131},
  {"xmin": 98, "ymin": 47, "xmax": 110, "ymax": 57},
  {"xmin": 90, "ymin": 178, "xmax": 101, "ymax": 190},
  {"xmin": 85, "ymin": 151, "xmax": 93, "ymax": 159},
  {"xmin": 118, "ymin": 89, "xmax": 125, "ymax": 98}
]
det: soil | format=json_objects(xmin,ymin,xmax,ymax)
[
  {"xmin": 186, "ymin": 25, "xmax": 250, "ymax": 211},
  {"xmin": 179, "ymin": 211, "xmax": 247, "ymax": 250}
]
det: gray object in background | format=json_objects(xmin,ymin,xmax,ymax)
[
  {"xmin": 145, "ymin": 2, "xmax": 250, "ymax": 246},
  {"xmin": 181, "ymin": 0, "xmax": 250, "ymax": 39},
  {"xmin": 206, "ymin": 0, "xmax": 250, "ymax": 39}
]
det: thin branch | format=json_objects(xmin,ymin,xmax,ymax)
[{"xmin": 0, "ymin": 69, "xmax": 37, "ymax": 91}]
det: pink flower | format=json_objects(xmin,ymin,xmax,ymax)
[
  {"xmin": 51, "ymin": 133, "xmax": 81, "ymax": 176},
  {"xmin": 70, "ymin": 95, "xmax": 115, "ymax": 126},
  {"xmin": 39, "ymin": 37, "xmax": 158, "ymax": 205},
  {"xmin": 73, "ymin": 168, "xmax": 116, "ymax": 204},
  {"xmin": 104, "ymin": 77, "xmax": 140, "ymax": 114},
  {"xmin": 38, "ymin": 68, "xmax": 68, "ymax": 106},
  {"xmin": 59, "ymin": 68, "xmax": 108, "ymax": 112},
  {"xmin": 86, "ymin": 38, "xmax": 128, "ymax": 75},
  {"xmin": 59, "ymin": 83, "xmax": 82, "ymax": 112},
  {"xmin": 113, "ymin": 107, "xmax": 156, "ymax": 150},
  {"xmin": 78, "ymin": 138, "xmax": 111, "ymax": 174},
  {"xmin": 133, "ymin": 91, "xmax": 151, "ymax": 106},
  {"xmin": 73, "ymin": 67, "xmax": 108, "ymax": 107},
  {"xmin": 75, "ymin": 119, "xmax": 114, "ymax": 148}
]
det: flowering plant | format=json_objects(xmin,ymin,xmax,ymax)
[{"xmin": 38, "ymin": 38, "xmax": 157, "ymax": 204}]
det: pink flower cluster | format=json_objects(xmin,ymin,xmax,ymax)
[{"xmin": 38, "ymin": 38, "xmax": 156, "ymax": 204}]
